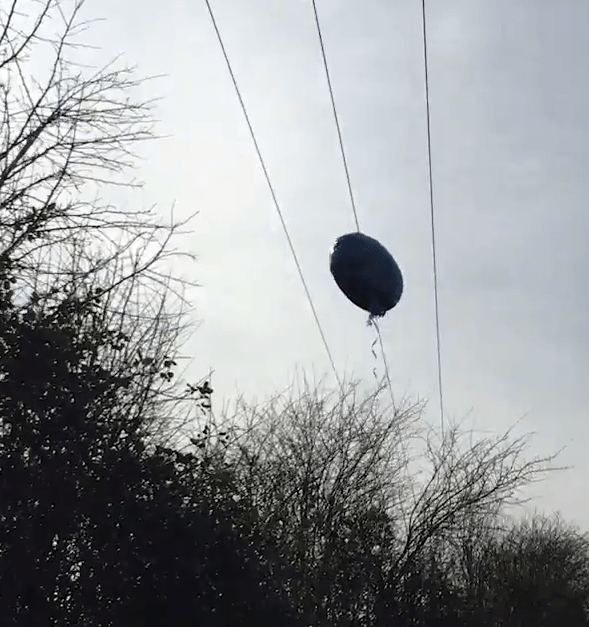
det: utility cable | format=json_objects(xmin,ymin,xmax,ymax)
[
  {"xmin": 312, "ymin": 0, "xmax": 360, "ymax": 233},
  {"xmin": 203, "ymin": 0, "xmax": 342, "ymax": 391},
  {"xmin": 421, "ymin": 0, "xmax": 445, "ymax": 435}
]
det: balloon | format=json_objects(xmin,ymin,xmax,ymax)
[{"xmin": 330, "ymin": 232, "xmax": 403, "ymax": 318}]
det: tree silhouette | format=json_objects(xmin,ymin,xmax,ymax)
[
  {"xmin": 215, "ymin": 379, "xmax": 560, "ymax": 627},
  {"xmin": 480, "ymin": 514, "xmax": 589, "ymax": 626},
  {"xmin": 0, "ymin": 1, "xmax": 300, "ymax": 624},
  {"xmin": 0, "ymin": 261, "xmax": 300, "ymax": 625}
]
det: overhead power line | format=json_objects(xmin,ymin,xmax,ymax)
[
  {"xmin": 311, "ymin": 0, "xmax": 360, "ymax": 233},
  {"xmin": 421, "ymin": 0, "xmax": 445, "ymax": 435},
  {"xmin": 203, "ymin": 0, "xmax": 342, "ymax": 391}
]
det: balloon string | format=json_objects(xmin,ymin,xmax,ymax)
[
  {"xmin": 371, "ymin": 332, "xmax": 378, "ymax": 380},
  {"xmin": 368, "ymin": 317, "xmax": 395, "ymax": 411}
]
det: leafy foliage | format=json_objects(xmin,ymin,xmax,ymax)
[{"xmin": 0, "ymin": 272, "xmax": 299, "ymax": 626}]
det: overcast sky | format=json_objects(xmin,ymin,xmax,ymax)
[{"xmin": 79, "ymin": 0, "xmax": 589, "ymax": 528}]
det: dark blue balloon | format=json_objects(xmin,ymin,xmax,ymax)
[{"xmin": 330, "ymin": 232, "xmax": 403, "ymax": 318}]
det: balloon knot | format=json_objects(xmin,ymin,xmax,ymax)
[{"xmin": 367, "ymin": 311, "xmax": 385, "ymax": 326}]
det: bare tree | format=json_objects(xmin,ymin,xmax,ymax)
[
  {"xmin": 212, "ymin": 377, "xmax": 562, "ymax": 626},
  {"xmin": 393, "ymin": 423, "xmax": 559, "ymax": 574},
  {"xmin": 210, "ymin": 377, "xmax": 421, "ymax": 625},
  {"xmin": 0, "ymin": 0, "xmax": 195, "ymax": 294},
  {"xmin": 0, "ymin": 0, "xmax": 201, "ymax": 445},
  {"xmin": 481, "ymin": 514, "xmax": 589, "ymax": 625}
]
